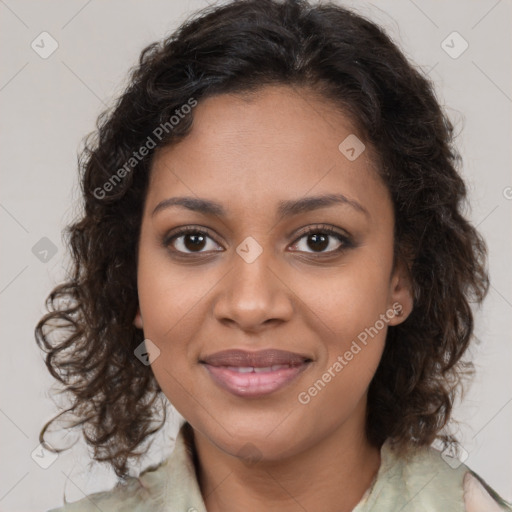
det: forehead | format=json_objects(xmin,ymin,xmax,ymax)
[{"xmin": 146, "ymin": 85, "xmax": 389, "ymax": 221}]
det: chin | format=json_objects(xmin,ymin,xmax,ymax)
[{"xmin": 199, "ymin": 413, "xmax": 311, "ymax": 462}]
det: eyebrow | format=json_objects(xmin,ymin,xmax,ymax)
[{"xmin": 151, "ymin": 193, "xmax": 369, "ymax": 220}]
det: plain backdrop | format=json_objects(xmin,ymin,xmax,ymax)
[{"xmin": 1, "ymin": 1, "xmax": 511, "ymax": 510}]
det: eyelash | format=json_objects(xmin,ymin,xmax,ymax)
[{"xmin": 162, "ymin": 224, "xmax": 353, "ymax": 258}]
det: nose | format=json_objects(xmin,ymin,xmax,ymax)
[{"xmin": 212, "ymin": 247, "xmax": 294, "ymax": 333}]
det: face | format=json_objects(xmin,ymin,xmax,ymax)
[{"xmin": 135, "ymin": 84, "xmax": 412, "ymax": 461}]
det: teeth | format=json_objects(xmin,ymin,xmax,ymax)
[
  {"xmin": 272, "ymin": 364, "xmax": 290, "ymax": 371},
  {"xmin": 226, "ymin": 364, "xmax": 292, "ymax": 373},
  {"xmin": 232, "ymin": 366, "xmax": 254, "ymax": 373}
]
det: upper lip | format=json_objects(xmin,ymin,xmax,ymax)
[{"xmin": 200, "ymin": 349, "xmax": 311, "ymax": 368}]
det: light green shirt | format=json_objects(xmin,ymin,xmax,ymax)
[{"xmin": 48, "ymin": 422, "xmax": 511, "ymax": 511}]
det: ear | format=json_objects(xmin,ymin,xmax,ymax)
[
  {"xmin": 387, "ymin": 257, "xmax": 414, "ymax": 326},
  {"xmin": 133, "ymin": 306, "xmax": 143, "ymax": 329}
]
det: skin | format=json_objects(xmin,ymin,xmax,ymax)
[{"xmin": 134, "ymin": 84, "xmax": 413, "ymax": 512}]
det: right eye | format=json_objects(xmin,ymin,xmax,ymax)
[{"xmin": 163, "ymin": 226, "xmax": 224, "ymax": 255}]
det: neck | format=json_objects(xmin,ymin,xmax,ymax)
[{"xmin": 191, "ymin": 405, "xmax": 382, "ymax": 512}]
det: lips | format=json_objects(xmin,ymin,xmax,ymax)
[
  {"xmin": 200, "ymin": 349, "xmax": 312, "ymax": 398},
  {"xmin": 200, "ymin": 348, "xmax": 310, "ymax": 368}
]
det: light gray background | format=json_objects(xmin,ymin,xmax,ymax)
[{"xmin": 1, "ymin": 1, "xmax": 511, "ymax": 510}]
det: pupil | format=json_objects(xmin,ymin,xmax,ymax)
[
  {"xmin": 185, "ymin": 233, "xmax": 206, "ymax": 251},
  {"xmin": 309, "ymin": 233, "xmax": 328, "ymax": 252}
]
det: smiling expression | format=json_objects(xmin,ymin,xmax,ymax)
[{"xmin": 134, "ymin": 84, "xmax": 412, "ymax": 461}]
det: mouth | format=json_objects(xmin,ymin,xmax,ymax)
[{"xmin": 199, "ymin": 349, "xmax": 313, "ymax": 398}]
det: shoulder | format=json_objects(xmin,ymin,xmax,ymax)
[
  {"xmin": 47, "ymin": 422, "xmax": 206, "ymax": 512},
  {"xmin": 357, "ymin": 441, "xmax": 512, "ymax": 512},
  {"xmin": 463, "ymin": 470, "xmax": 512, "ymax": 512},
  {"xmin": 47, "ymin": 460, "xmax": 170, "ymax": 512}
]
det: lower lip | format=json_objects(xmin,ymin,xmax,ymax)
[{"xmin": 202, "ymin": 363, "xmax": 310, "ymax": 398}]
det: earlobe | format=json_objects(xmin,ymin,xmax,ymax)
[
  {"xmin": 134, "ymin": 307, "xmax": 143, "ymax": 329},
  {"xmin": 388, "ymin": 259, "xmax": 414, "ymax": 326}
]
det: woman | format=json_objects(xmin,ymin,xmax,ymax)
[{"xmin": 37, "ymin": 0, "xmax": 511, "ymax": 510}]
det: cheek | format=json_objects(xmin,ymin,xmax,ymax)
[
  {"xmin": 136, "ymin": 258, "xmax": 206, "ymax": 416},
  {"xmin": 298, "ymin": 252, "xmax": 393, "ymax": 338},
  {"xmin": 292, "ymin": 253, "xmax": 392, "ymax": 399},
  {"xmin": 135, "ymin": 239, "xmax": 228, "ymax": 411},
  {"xmin": 136, "ymin": 239, "xmax": 215, "ymax": 341}
]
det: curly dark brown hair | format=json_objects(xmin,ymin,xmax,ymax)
[{"xmin": 35, "ymin": 0, "xmax": 489, "ymax": 478}]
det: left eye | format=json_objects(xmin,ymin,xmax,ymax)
[{"xmin": 290, "ymin": 228, "xmax": 348, "ymax": 254}]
